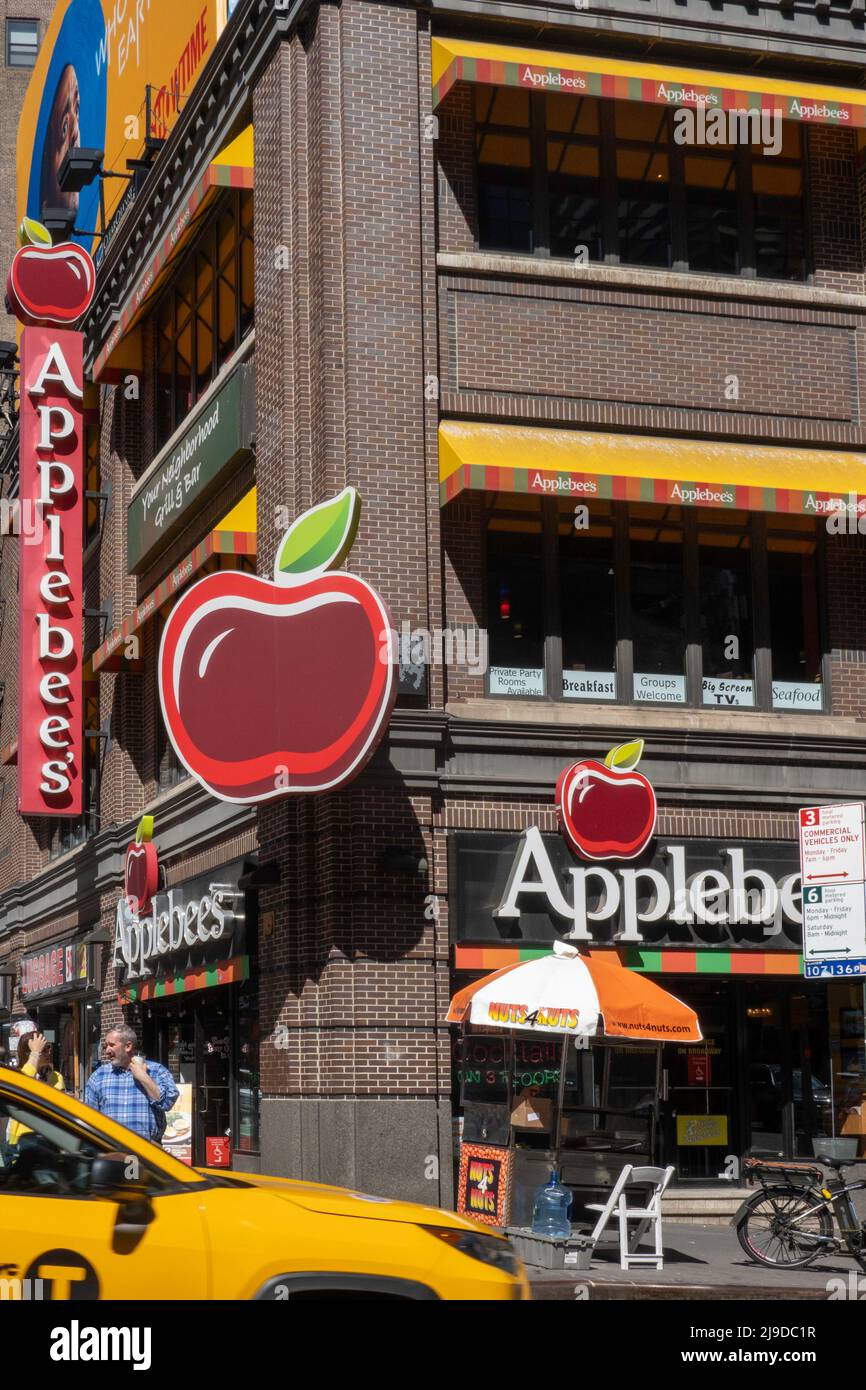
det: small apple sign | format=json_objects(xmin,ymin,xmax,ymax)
[
  {"xmin": 6, "ymin": 217, "xmax": 96, "ymax": 327},
  {"xmin": 124, "ymin": 815, "xmax": 158, "ymax": 914},
  {"xmin": 555, "ymin": 740, "xmax": 657, "ymax": 862},
  {"xmin": 158, "ymin": 487, "xmax": 398, "ymax": 804}
]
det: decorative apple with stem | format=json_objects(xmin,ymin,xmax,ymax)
[
  {"xmin": 158, "ymin": 487, "xmax": 397, "ymax": 804},
  {"xmin": 6, "ymin": 218, "xmax": 95, "ymax": 327},
  {"xmin": 124, "ymin": 815, "xmax": 158, "ymax": 915},
  {"xmin": 556, "ymin": 739, "xmax": 657, "ymax": 862}
]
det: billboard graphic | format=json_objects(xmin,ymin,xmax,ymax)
[{"xmin": 17, "ymin": 0, "xmax": 228, "ymax": 256}]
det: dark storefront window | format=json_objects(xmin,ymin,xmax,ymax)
[
  {"xmin": 485, "ymin": 496, "xmax": 546, "ymax": 696},
  {"xmin": 154, "ymin": 188, "xmax": 253, "ymax": 451},
  {"xmin": 473, "ymin": 90, "xmax": 808, "ymax": 282},
  {"xmin": 485, "ymin": 499, "xmax": 827, "ymax": 710},
  {"xmin": 699, "ymin": 517, "xmax": 754, "ymax": 705},
  {"xmin": 767, "ymin": 516, "xmax": 823, "ymax": 710},
  {"xmin": 629, "ymin": 508, "xmax": 686, "ymax": 704},
  {"xmin": 559, "ymin": 503, "xmax": 616, "ymax": 700}
]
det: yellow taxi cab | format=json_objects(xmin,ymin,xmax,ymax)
[{"xmin": 0, "ymin": 1067, "xmax": 530, "ymax": 1301}]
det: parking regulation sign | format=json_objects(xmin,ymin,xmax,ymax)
[{"xmin": 799, "ymin": 804, "xmax": 866, "ymax": 979}]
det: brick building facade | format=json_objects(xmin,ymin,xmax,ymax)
[{"xmin": 1, "ymin": 0, "xmax": 866, "ymax": 1206}]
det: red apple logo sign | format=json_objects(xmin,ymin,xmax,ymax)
[
  {"xmin": 556, "ymin": 740, "xmax": 657, "ymax": 861},
  {"xmin": 6, "ymin": 218, "xmax": 95, "ymax": 327},
  {"xmin": 124, "ymin": 815, "xmax": 158, "ymax": 914},
  {"xmin": 158, "ymin": 487, "xmax": 397, "ymax": 804}
]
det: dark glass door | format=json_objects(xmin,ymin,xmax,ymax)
[
  {"xmin": 196, "ymin": 997, "xmax": 232, "ymax": 1165},
  {"xmin": 660, "ymin": 980, "xmax": 737, "ymax": 1179}
]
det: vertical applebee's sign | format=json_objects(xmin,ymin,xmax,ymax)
[
  {"xmin": 7, "ymin": 219, "xmax": 96, "ymax": 815},
  {"xmin": 158, "ymin": 487, "xmax": 398, "ymax": 803}
]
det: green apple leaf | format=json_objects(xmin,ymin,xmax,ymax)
[
  {"xmin": 274, "ymin": 487, "xmax": 361, "ymax": 585},
  {"xmin": 604, "ymin": 739, "xmax": 644, "ymax": 772},
  {"xmin": 19, "ymin": 216, "xmax": 52, "ymax": 248},
  {"xmin": 135, "ymin": 814, "xmax": 154, "ymax": 845}
]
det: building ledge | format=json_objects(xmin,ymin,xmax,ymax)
[
  {"xmin": 445, "ymin": 697, "xmax": 865, "ymax": 742},
  {"xmin": 437, "ymin": 252, "xmax": 866, "ymax": 312}
]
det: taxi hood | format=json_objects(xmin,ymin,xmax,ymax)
[{"xmin": 197, "ymin": 1168, "xmax": 491, "ymax": 1231}]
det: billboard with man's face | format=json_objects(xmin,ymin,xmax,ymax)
[{"xmin": 17, "ymin": 0, "xmax": 230, "ymax": 257}]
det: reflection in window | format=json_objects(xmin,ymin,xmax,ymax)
[
  {"xmin": 486, "ymin": 497, "xmax": 545, "ymax": 696},
  {"xmin": 475, "ymin": 86, "xmax": 532, "ymax": 253},
  {"xmin": 768, "ymin": 519, "xmax": 822, "ymax": 711},
  {"xmin": 686, "ymin": 153, "xmax": 738, "ymax": 275},
  {"xmin": 559, "ymin": 501, "xmax": 616, "ymax": 700},
  {"xmin": 153, "ymin": 189, "xmax": 254, "ymax": 451},
  {"xmin": 699, "ymin": 519, "xmax": 754, "ymax": 707},
  {"xmin": 547, "ymin": 95, "xmax": 602, "ymax": 261},
  {"xmin": 615, "ymin": 106, "xmax": 670, "ymax": 269},
  {"xmin": 630, "ymin": 512, "xmax": 685, "ymax": 703}
]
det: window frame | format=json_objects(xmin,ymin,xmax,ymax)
[
  {"xmin": 153, "ymin": 188, "xmax": 253, "ymax": 452},
  {"xmin": 473, "ymin": 89, "xmax": 812, "ymax": 284},
  {"xmin": 483, "ymin": 498, "xmax": 830, "ymax": 713},
  {"xmin": 6, "ymin": 18, "xmax": 38, "ymax": 69}
]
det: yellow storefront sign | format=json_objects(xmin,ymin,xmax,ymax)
[{"xmin": 677, "ymin": 1115, "xmax": 729, "ymax": 1147}]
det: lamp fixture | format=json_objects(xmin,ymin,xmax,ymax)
[{"xmin": 378, "ymin": 847, "xmax": 428, "ymax": 876}]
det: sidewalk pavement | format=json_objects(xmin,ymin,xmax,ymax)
[{"xmin": 528, "ymin": 1223, "xmax": 866, "ymax": 1300}]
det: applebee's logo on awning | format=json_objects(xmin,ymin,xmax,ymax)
[
  {"xmin": 556, "ymin": 740, "xmax": 657, "ymax": 861},
  {"xmin": 157, "ymin": 488, "xmax": 397, "ymax": 803},
  {"xmin": 113, "ymin": 882, "xmax": 243, "ymax": 981}
]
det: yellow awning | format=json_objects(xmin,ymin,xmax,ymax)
[
  {"xmin": 93, "ymin": 125, "xmax": 254, "ymax": 381},
  {"xmin": 439, "ymin": 420, "xmax": 866, "ymax": 518},
  {"xmin": 432, "ymin": 37, "xmax": 866, "ymax": 130}
]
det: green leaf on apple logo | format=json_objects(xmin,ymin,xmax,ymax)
[
  {"xmin": 274, "ymin": 486, "xmax": 361, "ymax": 585},
  {"xmin": 604, "ymin": 738, "xmax": 644, "ymax": 772}
]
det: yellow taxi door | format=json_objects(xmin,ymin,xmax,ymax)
[
  {"xmin": 0, "ymin": 1189, "xmax": 210, "ymax": 1301},
  {"xmin": 0, "ymin": 1078, "xmax": 210, "ymax": 1300}
]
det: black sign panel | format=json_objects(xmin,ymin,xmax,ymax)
[{"xmin": 451, "ymin": 831, "xmax": 803, "ymax": 951}]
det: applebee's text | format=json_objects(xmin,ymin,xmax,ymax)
[
  {"xmin": 113, "ymin": 883, "xmax": 243, "ymax": 980},
  {"xmin": 18, "ymin": 330, "xmax": 84, "ymax": 814},
  {"xmin": 497, "ymin": 827, "xmax": 803, "ymax": 942}
]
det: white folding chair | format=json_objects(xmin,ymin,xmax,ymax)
[{"xmin": 585, "ymin": 1164, "xmax": 675, "ymax": 1270}]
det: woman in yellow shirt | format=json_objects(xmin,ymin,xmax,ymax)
[{"xmin": 6, "ymin": 1030, "xmax": 65, "ymax": 1152}]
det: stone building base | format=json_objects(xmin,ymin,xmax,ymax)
[{"xmin": 261, "ymin": 1098, "xmax": 454, "ymax": 1209}]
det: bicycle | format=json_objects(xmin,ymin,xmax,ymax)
[{"xmin": 734, "ymin": 1154, "xmax": 866, "ymax": 1271}]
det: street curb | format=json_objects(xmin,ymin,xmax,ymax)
[{"xmin": 530, "ymin": 1279, "xmax": 831, "ymax": 1301}]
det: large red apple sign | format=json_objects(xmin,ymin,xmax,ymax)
[
  {"xmin": 556, "ymin": 740, "xmax": 657, "ymax": 861},
  {"xmin": 158, "ymin": 487, "xmax": 397, "ymax": 803},
  {"xmin": 6, "ymin": 220, "xmax": 95, "ymax": 327}
]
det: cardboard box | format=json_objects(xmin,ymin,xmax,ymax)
[{"xmin": 510, "ymin": 1091, "xmax": 553, "ymax": 1132}]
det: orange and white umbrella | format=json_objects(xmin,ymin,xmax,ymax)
[{"xmin": 447, "ymin": 941, "xmax": 702, "ymax": 1043}]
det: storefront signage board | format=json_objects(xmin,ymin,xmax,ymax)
[
  {"xmin": 21, "ymin": 940, "xmax": 88, "ymax": 1001},
  {"xmin": 457, "ymin": 1142, "xmax": 512, "ymax": 1226},
  {"xmin": 127, "ymin": 361, "xmax": 254, "ymax": 572},
  {"xmin": 113, "ymin": 862, "xmax": 246, "ymax": 983},
  {"xmin": 799, "ymin": 804, "xmax": 866, "ymax": 979},
  {"xmin": 452, "ymin": 831, "xmax": 804, "ymax": 951}
]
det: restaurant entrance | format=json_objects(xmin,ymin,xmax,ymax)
[
  {"xmin": 658, "ymin": 976, "xmax": 859, "ymax": 1180},
  {"xmin": 142, "ymin": 982, "xmax": 260, "ymax": 1168}
]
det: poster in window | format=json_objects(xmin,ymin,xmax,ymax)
[
  {"xmin": 457, "ymin": 1142, "xmax": 512, "ymax": 1227},
  {"xmin": 162, "ymin": 1081, "xmax": 193, "ymax": 1165}
]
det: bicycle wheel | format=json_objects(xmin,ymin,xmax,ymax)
[{"xmin": 737, "ymin": 1188, "xmax": 833, "ymax": 1269}]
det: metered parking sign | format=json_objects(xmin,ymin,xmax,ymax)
[{"xmin": 799, "ymin": 806, "xmax": 866, "ymax": 978}]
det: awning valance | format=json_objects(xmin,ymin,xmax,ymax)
[
  {"xmin": 92, "ymin": 489, "xmax": 256, "ymax": 674},
  {"xmin": 439, "ymin": 420, "xmax": 866, "ymax": 517},
  {"xmin": 431, "ymin": 37, "xmax": 866, "ymax": 130},
  {"xmin": 93, "ymin": 125, "xmax": 254, "ymax": 382}
]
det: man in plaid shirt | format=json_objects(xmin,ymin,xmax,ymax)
[{"xmin": 85, "ymin": 1025, "xmax": 179, "ymax": 1143}]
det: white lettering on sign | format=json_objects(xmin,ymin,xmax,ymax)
[
  {"xmin": 495, "ymin": 827, "xmax": 802, "ymax": 943},
  {"xmin": 18, "ymin": 329, "xmax": 84, "ymax": 814},
  {"xmin": 112, "ymin": 883, "xmax": 244, "ymax": 980}
]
